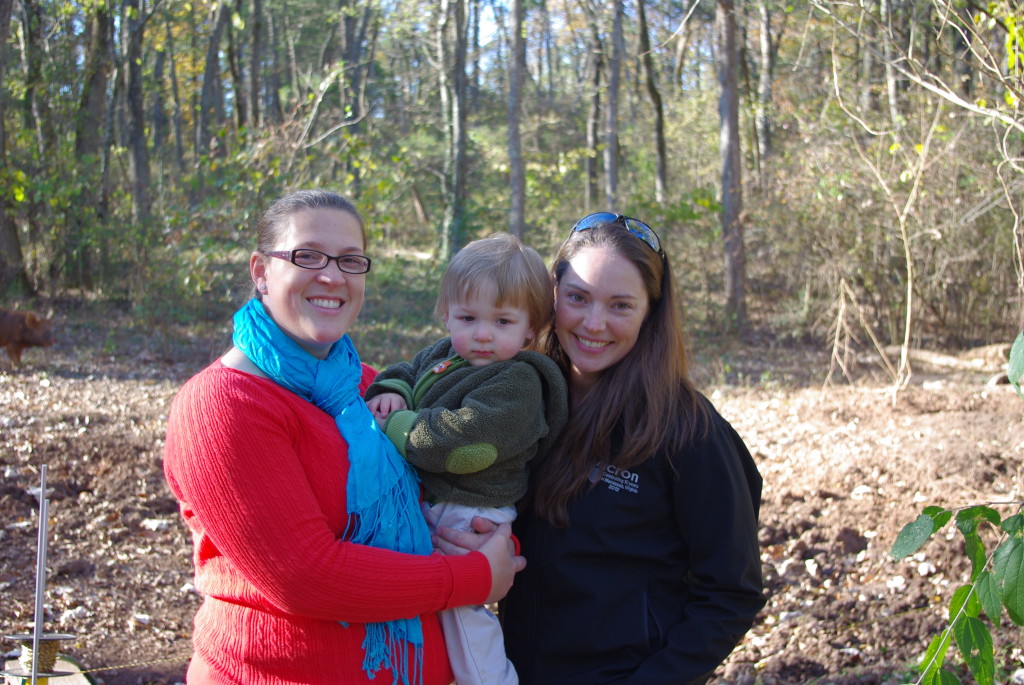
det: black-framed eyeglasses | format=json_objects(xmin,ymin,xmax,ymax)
[
  {"xmin": 570, "ymin": 212, "xmax": 664, "ymax": 257},
  {"xmin": 263, "ymin": 248, "xmax": 372, "ymax": 274}
]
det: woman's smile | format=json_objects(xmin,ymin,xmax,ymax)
[
  {"xmin": 308, "ymin": 297, "xmax": 342, "ymax": 309},
  {"xmin": 573, "ymin": 335, "xmax": 611, "ymax": 351}
]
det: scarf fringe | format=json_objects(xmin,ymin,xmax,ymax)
[
  {"xmin": 344, "ymin": 456, "xmax": 427, "ymax": 685},
  {"xmin": 361, "ymin": 622, "xmax": 425, "ymax": 685}
]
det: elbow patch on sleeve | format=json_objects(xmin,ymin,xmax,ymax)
[{"xmin": 445, "ymin": 443, "xmax": 498, "ymax": 474}]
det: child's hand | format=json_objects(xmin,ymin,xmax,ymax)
[
  {"xmin": 433, "ymin": 516, "xmax": 498, "ymax": 555},
  {"xmin": 366, "ymin": 393, "xmax": 407, "ymax": 423}
]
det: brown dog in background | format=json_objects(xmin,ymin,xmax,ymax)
[{"xmin": 0, "ymin": 308, "xmax": 56, "ymax": 367}]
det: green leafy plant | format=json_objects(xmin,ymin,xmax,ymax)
[
  {"xmin": 890, "ymin": 335, "xmax": 1024, "ymax": 684},
  {"xmin": 1009, "ymin": 331, "xmax": 1024, "ymax": 399},
  {"xmin": 891, "ymin": 506, "xmax": 1023, "ymax": 683}
]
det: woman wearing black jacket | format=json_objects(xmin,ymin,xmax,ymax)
[{"xmin": 437, "ymin": 214, "xmax": 765, "ymax": 684}]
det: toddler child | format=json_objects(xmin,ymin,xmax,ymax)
[{"xmin": 366, "ymin": 232, "xmax": 568, "ymax": 685}]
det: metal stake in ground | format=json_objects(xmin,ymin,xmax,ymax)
[{"xmin": 3, "ymin": 465, "xmax": 74, "ymax": 685}]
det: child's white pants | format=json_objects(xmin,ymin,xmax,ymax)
[{"xmin": 429, "ymin": 501, "xmax": 519, "ymax": 685}]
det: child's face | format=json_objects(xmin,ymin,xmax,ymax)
[{"xmin": 444, "ymin": 280, "xmax": 535, "ymax": 367}]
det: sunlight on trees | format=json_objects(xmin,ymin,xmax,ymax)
[{"xmin": 0, "ymin": 0, "xmax": 1020, "ymax": 352}]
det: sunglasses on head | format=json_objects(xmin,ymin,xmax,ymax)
[{"xmin": 570, "ymin": 212, "xmax": 665, "ymax": 257}]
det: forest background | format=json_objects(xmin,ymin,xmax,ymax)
[
  {"xmin": 2, "ymin": 0, "xmax": 1024, "ymax": 369},
  {"xmin": 3, "ymin": 1, "xmax": 1024, "ymax": 682}
]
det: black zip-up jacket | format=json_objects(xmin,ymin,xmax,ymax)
[{"xmin": 501, "ymin": 397, "xmax": 765, "ymax": 685}]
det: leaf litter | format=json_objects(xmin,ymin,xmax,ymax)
[{"xmin": 2, "ymin": 303, "xmax": 1023, "ymax": 684}]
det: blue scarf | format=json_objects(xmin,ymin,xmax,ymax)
[{"xmin": 233, "ymin": 298, "xmax": 431, "ymax": 685}]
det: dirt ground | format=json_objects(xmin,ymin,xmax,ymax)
[{"xmin": 2, "ymin": 301, "xmax": 1023, "ymax": 684}]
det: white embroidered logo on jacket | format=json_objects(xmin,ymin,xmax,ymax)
[{"xmin": 589, "ymin": 463, "xmax": 640, "ymax": 494}]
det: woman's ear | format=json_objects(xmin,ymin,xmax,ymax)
[{"xmin": 250, "ymin": 251, "xmax": 268, "ymax": 293}]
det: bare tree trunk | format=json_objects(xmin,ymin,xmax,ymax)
[
  {"xmin": 637, "ymin": 0, "xmax": 667, "ymax": 204},
  {"xmin": 604, "ymin": 0, "xmax": 624, "ymax": 210},
  {"xmin": 122, "ymin": 0, "xmax": 151, "ymax": 228},
  {"xmin": 0, "ymin": 0, "xmax": 29, "ymax": 292},
  {"xmin": 718, "ymin": 0, "xmax": 747, "ymax": 333},
  {"xmin": 22, "ymin": 0, "xmax": 55, "ymax": 157},
  {"xmin": 438, "ymin": 0, "xmax": 469, "ymax": 258},
  {"xmin": 583, "ymin": 5, "xmax": 603, "ymax": 212},
  {"xmin": 70, "ymin": 4, "xmax": 113, "ymax": 289},
  {"xmin": 673, "ymin": 3, "xmax": 692, "ymax": 88},
  {"xmin": 283, "ymin": 13, "xmax": 300, "ymax": 105},
  {"xmin": 334, "ymin": 0, "xmax": 375, "ymax": 192},
  {"xmin": 952, "ymin": 2, "xmax": 972, "ymax": 97},
  {"xmin": 198, "ymin": 0, "xmax": 230, "ymax": 158},
  {"xmin": 165, "ymin": 17, "xmax": 187, "ymax": 172},
  {"xmin": 880, "ymin": 0, "xmax": 901, "ymax": 132},
  {"xmin": 226, "ymin": 9, "xmax": 247, "ymax": 129},
  {"xmin": 490, "ymin": 1, "xmax": 507, "ymax": 96},
  {"xmin": 755, "ymin": 0, "xmax": 774, "ymax": 164},
  {"xmin": 77, "ymin": 8, "xmax": 112, "ymax": 161},
  {"xmin": 20, "ymin": 0, "xmax": 55, "ymax": 289},
  {"xmin": 540, "ymin": 0, "xmax": 555, "ymax": 105},
  {"xmin": 340, "ymin": 0, "xmax": 375, "ymax": 122},
  {"xmin": 469, "ymin": 0, "xmax": 480, "ymax": 109},
  {"xmin": 102, "ymin": 58, "xmax": 120, "ymax": 268},
  {"xmin": 81, "ymin": 7, "xmax": 114, "ymax": 147},
  {"xmin": 0, "ymin": 0, "xmax": 11, "ymax": 106},
  {"xmin": 188, "ymin": 1, "xmax": 200, "ymax": 167},
  {"xmin": 249, "ymin": 0, "xmax": 263, "ymax": 127},
  {"xmin": 266, "ymin": 12, "xmax": 284, "ymax": 124},
  {"xmin": 507, "ymin": 0, "xmax": 526, "ymax": 238},
  {"xmin": 859, "ymin": 0, "xmax": 879, "ymax": 112},
  {"xmin": 152, "ymin": 44, "xmax": 168, "ymax": 158}
]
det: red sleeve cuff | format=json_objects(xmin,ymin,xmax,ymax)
[{"xmin": 440, "ymin": 551, "xmax": 491, "ymax": 609}]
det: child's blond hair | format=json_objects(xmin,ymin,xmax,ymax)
[{"xmin": 435, "ymin": 233, "xmax": 553, "ymax": 340}]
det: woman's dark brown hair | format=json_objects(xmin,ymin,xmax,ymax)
[{"xmin": 528, "ymin": 221, "xmax": 708, "ymax": 527}]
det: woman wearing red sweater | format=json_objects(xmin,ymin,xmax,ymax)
[{"xmin": 163, "ymin": 189, "xmax": 524, "ymax": 685}]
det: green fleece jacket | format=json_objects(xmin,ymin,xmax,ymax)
[{"xmin": 365, "ymin": 337, "xmax": 568, "ymax": 508}]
